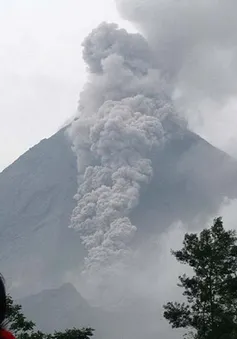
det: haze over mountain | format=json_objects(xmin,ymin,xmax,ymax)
[
  {"xmin": 1, "ymin": 1, "xmax": 237, "ymax": 338},
  {"xmin": 19, "ymin": 282, "xmax": 171, "ymax": 339},
  {"xmin": 1, "ymin": 123, "xmax": 237, "ymax": 339}
]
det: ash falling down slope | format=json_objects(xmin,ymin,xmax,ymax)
[
  {"xmin": 68, "ymin": 22, "xmax": 184, "ymax": 276},
  {"xmin": 67, "ymin": 19, "xmax": 237, "ymax": 287}
]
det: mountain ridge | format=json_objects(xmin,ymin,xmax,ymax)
[{"xmin": 1, "ymin": 126, "xmax": 237, "ymax": 298}]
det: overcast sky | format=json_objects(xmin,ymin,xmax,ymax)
[{"xmin": 0, "ymin": 0, "xmax": 135, "ymax": 171}]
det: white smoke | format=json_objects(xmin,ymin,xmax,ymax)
[
  {"xmin": 116, "ymin": 0, "xmax": 237, "ymax": 100},
  {"xmin": 67, "ymin": 1, "xmax": 237, "ymax": 313},
  {"xmin": 68, "ymin": 22, "xmax": 182, "ymax": 275},
  {"xmin": 116, "ymin": 0, "xmax": 237, "ymax": 156}
]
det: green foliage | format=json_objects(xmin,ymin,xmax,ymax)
[
  {"xmin": 6, "ymin": 295, "xmax": 35, "ymax": 336},
  {"xmin": 53, "ymin": 328, "xmax": 94, "ymax": 339},
  {"xmin": 163, "ymin": 217, "xmax": 237, "ymax": 339},
  {"xmin": 5, "ymin": 294, "xmax": 94, "ymax": 339}
]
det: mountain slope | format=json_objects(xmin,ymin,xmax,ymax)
[
  {"xmin": 19, "ymin": 283, "xmax": 175, "ymax": 339},
  {"xmin": 20, "ymin": 283, "xmax": 95, "ymax": 333},
  {"xmin": 0, "ymin": 130, "xmax": 82, "ymax": 297},
  {"xmin": 132, "ymin": 128, "xmax": 237, "ymax": 237},
  {"xmin": 0, "ymin": 126, "xmax": 237, "ymax": 298}
]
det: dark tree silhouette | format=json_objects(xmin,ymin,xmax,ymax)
[{"xmin": 163, "ymin": 218, "xmax": 237, "ymax": 339}]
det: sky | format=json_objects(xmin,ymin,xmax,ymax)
[{"xmin": 0, "ymin": 0, "xmax": 134, "ymax": 171}]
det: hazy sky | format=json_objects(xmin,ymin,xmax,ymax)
[{"xmin": 0, "ymin": 0, "xmax": 134, "ymax": 171}]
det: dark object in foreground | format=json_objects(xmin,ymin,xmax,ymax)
[
  {"xmin": 163, "ymin": 217, "xmax": 237, "ymax": 339},
  {"xmin": 6, "ymin": 291, "xmax": 94, "ymax": 339}
]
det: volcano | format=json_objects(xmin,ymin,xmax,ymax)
[{"xmin": 0, "ymin": 123, "xmax": 237, "ymax": 298}]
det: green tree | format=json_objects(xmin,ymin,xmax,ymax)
[
  {"xmin": 52, "ymin": 329, "xmax": 93, "ymax": 339},
  {"xmin": 5, "ymin": 294, "xmax": 94, "ymax": 339},
  {"xmin": 6, "ymin": 294, "xmax": 35, "ymax": 338},
  {"xmin": 163, "ymin": 217, "xmax": 237, "ymax": 339}
]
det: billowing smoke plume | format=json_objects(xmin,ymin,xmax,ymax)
[
  {"xmin": 116, "ymin": 0, "xmax": 237, "ymax": 155},
  {"xmin": 68, "ymin": 23, "xmax": 182, "ymax": 274},
  {"xmin": 116, "ymin": 0, "xmax": 237, "ymax": 100}
]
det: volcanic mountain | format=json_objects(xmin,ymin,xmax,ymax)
[{"xmin": 0, "ymin": 123, "xmax": 237, "ymax": 298}]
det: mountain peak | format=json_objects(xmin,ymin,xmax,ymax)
[{"xmin": 0, "ymin": 127, "xmax": 237, "ymax": 297}]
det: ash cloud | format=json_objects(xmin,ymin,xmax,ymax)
[
  {"xmin": 68, "ymin": 22, "xmax": 182, "ymax": 276},
  {"xmin": 116, "ymin": 0, "xmax": 237, "ymax": 155},
  {"xmin": 67, "ymin": 1, "xmax": 237, "ymax": 325}
]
